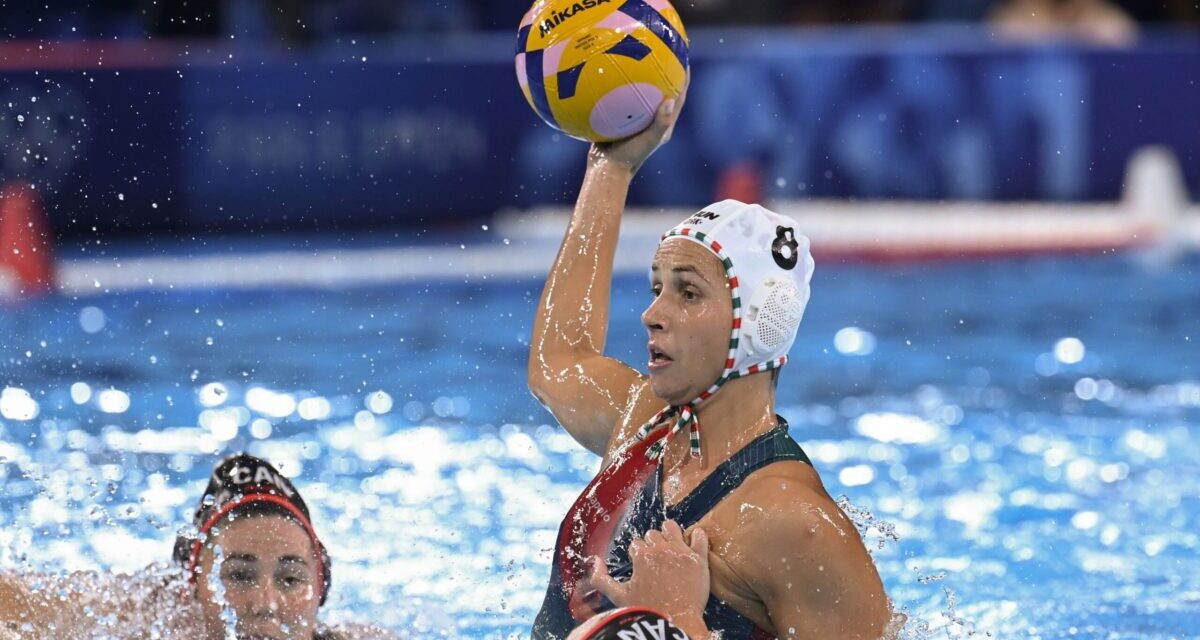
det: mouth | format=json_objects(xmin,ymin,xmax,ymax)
[
  {"xmin": 238, "ymin": 627, "xmax": 284, "ymax": 640},
  {"xmin": 648, "ymin": 343, "xmax": 674, "ymax": 371}
]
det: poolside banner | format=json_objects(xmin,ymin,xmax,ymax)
[{"xmin": 0, "ymin": 30, "xmax": 1196, "ymax": 235}]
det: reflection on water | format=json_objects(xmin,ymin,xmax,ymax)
[{"xmin": 1, "ymin": 254, "xmax": 1198, "ymax": 637}]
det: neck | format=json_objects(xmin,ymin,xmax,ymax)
[{"xmin": 665, "ymin": 372, "xmax": 777, "ymax": 472}]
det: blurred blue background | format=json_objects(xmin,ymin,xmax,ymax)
[{"xmin": 0, "ymin": 2, "xmax": 1196, "ymax": 237}]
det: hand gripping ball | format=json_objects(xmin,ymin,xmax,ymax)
[{"xmin": 515, "ymin": 0, "xmax": 689, "ymax": 142}]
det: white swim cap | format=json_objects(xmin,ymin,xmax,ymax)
[
  {"xmin": 658, "ymin": 199, "xmax": 814, "ymax": 375},
  {"xmin": 637, "ymin": 200, "xmax": 814, "ymax": 460}
]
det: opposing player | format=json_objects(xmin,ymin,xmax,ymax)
[
  {"xmin": 1, "ymin": 453, "xmax": 395, "ymax": 640},
  {"xmin": 528, "ymin": 84, "xmax": 895, "ymax": 639}
]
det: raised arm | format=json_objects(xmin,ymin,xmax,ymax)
[{"xmin": 528, "ymin": 87, "xmax": 687, "ymax": 456}]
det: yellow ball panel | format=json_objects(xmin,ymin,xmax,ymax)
[
  {"xmin": 516, "ymin": 0, "xmax": 689, "ymax": 142},
  {"xmin": 524, "ymin": 0, "xmax": 627, "ymax": 53}
]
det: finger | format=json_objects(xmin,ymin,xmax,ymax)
[
  {"xmin": 661, "ymin": 69, "xmax": 690, "ymax": 142},
  {"xmin": 675, "ymin": 68, "xmax": 691, "ymax": 113},
  {"xmin": 689, "ymin": 527, "xmax": 710, "ymax": 569},
  {"xmin": 588, "ymin": 557, "xmax": 628, "ymax": 606},
  {"xmin": 662, "ymin": 519, "xmax": 685, "ymax": 544},
  {"xmin": 629, "ymin": 537, "xmax": 647, "ymax": 560},
  {"xmin": 655, "ymin": 98, "xmax": 678, "ymax": 131},
  {"xmin": 661, "ymin": 114, "xmax": 678, "ymax": 143},
  {"xmin": 644, "ymin": 528, "xmax": 667, "ymax": 547}
]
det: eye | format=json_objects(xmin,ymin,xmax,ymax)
[
  {"xmin": 280, "ymin": 574, "xmax": 309, "ymax": 589},
  {"xmin": 682, "ymin": 289, "xmax": 699, "ymax": 301},
  {"xmin": 225, "ymin": 570, "xmax": 256, "ymax": 585},
  {"xmin": 650, "ymin": 284, "xmax": 662, "ymax": 297}
]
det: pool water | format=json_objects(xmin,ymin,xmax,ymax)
[{"xmin": 1, "ymin": 252, "xmax": 1198, "ymax": 638}]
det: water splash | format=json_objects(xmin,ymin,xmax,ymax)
[
  {"xmin": 837, "ymin": 495, "xmax": 900, "ymax": 552},
  {"xmin": 0, "ymin": 565, "xmax": 206, "ymax": 639},
  {"xmin": 836, "ymin": 495, "xmax": 992, "ymax": 640},
  {"xmin": 3, "ymin": 258, "xmax": 1200, "ymax": 637}
]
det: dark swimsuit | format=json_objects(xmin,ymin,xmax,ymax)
[{"xmin": 532, "ymin": 418, "xmax": 812, "ymax": 640}]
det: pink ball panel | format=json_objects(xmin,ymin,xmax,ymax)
[{"xmin": 589, "ymin": 83, "xmax": 663, "ymax": 140}]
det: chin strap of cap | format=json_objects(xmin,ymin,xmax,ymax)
[{"xmin": 634, "ymin": 355, "xmax": 788, "ymax": 461}]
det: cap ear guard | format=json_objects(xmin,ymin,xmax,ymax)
[{"xmin": 742, "ymin": 276, "xmax": 808, "ymax": 361}]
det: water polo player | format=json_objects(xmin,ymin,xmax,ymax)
[
  {"xmin": 527, "ymin": 88, "xmax": 895, "ymax": 638},
  {"xmin": 1, "ymin": 453, "xmax": 393, "ymax": 640}
]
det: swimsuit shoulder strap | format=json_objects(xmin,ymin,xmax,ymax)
[{"xmin": 666, "ymin": 417, "xmax": 811, "ymax": 528}]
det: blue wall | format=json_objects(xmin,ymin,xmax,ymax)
[{"xmin": 1, "ymin": 28, "xmax": 1196, "ymax": 236}]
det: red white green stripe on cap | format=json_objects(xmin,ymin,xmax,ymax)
[{"xmin": 635, "ymin": 226, "xmax": 789, "ymax": 461}]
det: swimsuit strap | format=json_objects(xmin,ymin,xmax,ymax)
[{"xmin": 665, "ymin": 417, "xmax": 811, "ymax": 528}]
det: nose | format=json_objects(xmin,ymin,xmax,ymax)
[
  {"xmin": 642, "ymin": 294, "xmax": 668, "ymax": 333},
  {"xmin": 247, "ymin": 582, "xmax": 283, "ymax": 617}
]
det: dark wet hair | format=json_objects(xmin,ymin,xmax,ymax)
[{"xmin": 172, "ymin": 453, "xmax": 333, "ymax": 606}]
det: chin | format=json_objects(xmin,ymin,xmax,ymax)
[
  {"xmin": 648, "ymin": 376, "xmax": 695, "ymax": 407},
  {"xmin": 236, "ymin": 626, "xmax": 288, "ymax": 640}
]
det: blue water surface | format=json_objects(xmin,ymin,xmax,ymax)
[{"xmin": 0, "ymin": 252, "xmax": 1198, "ymax": 638}]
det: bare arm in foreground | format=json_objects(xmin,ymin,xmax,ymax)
[
  {"xmin": 0, "ymin": 568, "xmax": 204, "ymax": 640},
  {"xmin": 0, "ymin": 572, "xmax": 46, "ymax": 633}
]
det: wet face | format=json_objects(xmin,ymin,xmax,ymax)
[
  {"xmin": 643, "ymin": 239, "xmax": 733, "ymax": 405},
  {"xmin": 196, "ymin": 514, "xmax": 320, "ymax": 640}
]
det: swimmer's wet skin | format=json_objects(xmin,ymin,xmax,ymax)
[
  {"xmin": 528, "ymin": 91, "xmax": 896, "ymax": 639},
  {"xmin": 0, "ymin": 454, "xmax": 398, "ymax": 640}
]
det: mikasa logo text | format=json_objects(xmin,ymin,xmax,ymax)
[{"xmin": 538, "ymin": 0, "xmax": 614, "ymax": 37}]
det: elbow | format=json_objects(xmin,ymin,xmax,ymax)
[
  {"xmin": 527, "ymin": 339, "xmax": 571, "ymax": 398},
  {"xmin": 528, "ymin": 351, "xmax": 579, "ymax": 413},
  {"xmin": 527, "ymin": 368, "xmax": 566, "ymax": 429},
  {"xmin": 527, "ymin": 373, "xmax": 550, "ymax": 406},
  {"xmin": 527, "ymin": 353, "xmax": 554, "ymax": 403}
]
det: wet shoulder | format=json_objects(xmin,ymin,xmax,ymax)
[
  {"xmin": 601, "ymin": 377, "xmax": 665, "ymax": 465},
  {"xmin": 705, "ymin": 460, "xmax": 849, "ymax": 547}
]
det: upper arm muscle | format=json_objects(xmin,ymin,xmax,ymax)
[
  {"xmin": 529, "ymin": 353, "xmax": 651, "ymax": 456},
  {"xmin": 736, "ymin": 481, "xmax": 891, "ymax": 640}
]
